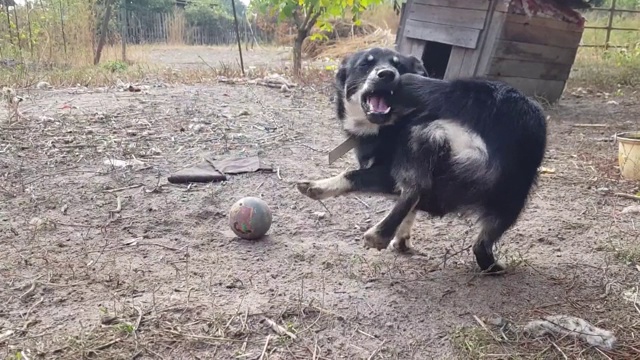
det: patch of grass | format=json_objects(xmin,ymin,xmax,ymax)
[
  {"xmin": 571, "ymin": 11, "xmax": 640, "ymax": 89},
  {"xmin": 597, "ymin": 242, "xmax": 640, "ymax": 266},
  {"xmin": 451, "ymin": 326, "xmax": 498, "ymax": 360},
  {"xmin": 0, "ymin": 52, "xmax": 337, "ymax": 89},
  {"xmin": 615, "ymin": 246, "xmax": 640, "ymax": 265},
  {"xmin": 451, "ymin": 317, "xmax": 638, "ymax": 360},
  {"xmin": 102, "ymin": 60, "xmax": 129, "ymax": 73}
]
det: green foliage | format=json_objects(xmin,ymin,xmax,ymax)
[
  {"xmin": 121, "ymin": 0, "xmax": 175, "ymax": 12},
  {"xmin": 103, "ymin": 60, "xmax": 128, "ymax": 72},
  {"xmin": 250, "ymin": 0, "xmax": 387, "ymax": 36},
  {"xmin": 184, "ymin": 0, "xmax": 237, "ymax": 28}
]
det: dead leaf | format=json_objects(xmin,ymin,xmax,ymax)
[{"xmin": 538, "ymin": 167, "xmax": 556, "ymax": 174}]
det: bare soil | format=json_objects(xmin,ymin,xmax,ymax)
[
  {"xmin": 141, "ymin": 45, "xmax": 334, "ymax": 71},
  {"xmin": 1, "ymin": 53, "xmax": 640, "ymax": 359}
]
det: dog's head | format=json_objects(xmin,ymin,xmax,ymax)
[{"xmin": 335, "ymin": 47, "xmax": 427, "ymax": 135}]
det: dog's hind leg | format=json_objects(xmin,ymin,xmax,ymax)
[
  {"xmin": 296, "ymin": 166, "xmax": 394, "ymax": 200},
  {"xmin": 364, "ymin": 190, "xmax": 420, "ymax": 250},
  {"xmin": 472, "ymin": 214, "xmax": 518, "ymax": 274},
  {"xmin": 389, "ymin": 209, "xmax": 417, "ymax": 254}
]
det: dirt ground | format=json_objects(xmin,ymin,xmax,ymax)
[
  {"xmin": 139, "ymin": 45, "xmax": 334, "ymax": 72},
  {"xmin": 1, "ymin": 51, "xmax": 640, "ymax": 359}
]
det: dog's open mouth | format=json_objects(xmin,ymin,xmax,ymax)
[{"xmin": 363, "ymin": 91, "xmax": 392, "ymax": 115}]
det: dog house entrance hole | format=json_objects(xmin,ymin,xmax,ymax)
[{"xmin": 421, "ymin": 41, "xmax": 452, "ymax": 79}]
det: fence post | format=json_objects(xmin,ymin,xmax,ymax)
[
  {"xmin": 121, "ymin": 5, "xmax": 127, "ymax": 62},
  {"xmin": 605, "ymin": 0, "xmax": 617, "ymax": 49},
  {"xmin": 231, "ymin": 0, "xmax": 245, "ymax": 76}
]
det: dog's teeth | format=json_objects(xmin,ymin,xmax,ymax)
[{"xmin": 383, "ymin": 107, "xmax": 391, "ymax": 114}]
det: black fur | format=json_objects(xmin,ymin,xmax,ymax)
[{"xmin": 297, "ymin": 47, "xmax": 547, "ymax": 273}]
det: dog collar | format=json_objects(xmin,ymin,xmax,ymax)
[{"xmin": 328, "ymin": 135, "xmax": 357, "ymax": 165}]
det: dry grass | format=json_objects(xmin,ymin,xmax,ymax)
[
  {"xmin": 360, "ymin": 2, "xmax": 401, "ymax": 31},
  {"xmin": 7, "ymin": 298, "xmax": 341, "ymax": 359},
  {"xmin": 451, "ymin": 292, "xmax": 640, "ymax": 360},
  {"xmin": 306, "ymin": 29, "xmax": 396, "ymax": 61}
]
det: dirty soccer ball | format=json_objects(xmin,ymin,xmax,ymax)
[{"xmin": 228, "ymin": 197, "xmax": 272, "ymax": 240}]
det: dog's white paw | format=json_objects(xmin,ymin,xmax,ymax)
[
  {"xmin": 482, "ymin": 260, "xmax": 507, "ymax": 274},
  {"xmin": 389, "ymin": 236, "xmax": 414, "ymax": 254},
  {"xmin": 364, "ymin": 227, "xmax": 392, "ymax": 250},
  {"xmin": 296, "ymin": 180, "xmax": 330, "ymax": 200}
]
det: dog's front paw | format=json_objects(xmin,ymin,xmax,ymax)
[
  {"xmin": 363, "ymin": 227, "xmax": 392, "ymax": 250},
  {"xmin": 296, "ymin": 180, "xmax": 328, "ymax": 200},
  {"xmin": 390, "ymin": 237, "xmax": 415, "ymax": 254}
]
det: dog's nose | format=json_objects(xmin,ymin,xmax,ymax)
[{"xmin": 376, "ymin": 69, "xmax": 396, "ymax": 82}]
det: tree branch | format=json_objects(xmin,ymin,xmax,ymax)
[
  {"xmin": 302, "ymin": 6, "xmax": 322, "ymax": 33},
  {"xmin": 300, "ymin": 4, "xmax": 315, "ymax": 31},
  {"xmin": 292, "ymin": 7, "xmax": 303, "ymax": 28}
]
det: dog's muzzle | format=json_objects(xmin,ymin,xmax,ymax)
[{"xmin": 361, "ymin": 67, "xmax": 399, "ymax": 122}]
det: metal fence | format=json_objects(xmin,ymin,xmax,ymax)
[
  {"xmin": 581, "ymin": 0, "xmax": 640, "ymax": 48},
  {"xmin": 120, "ymin": 9, "xmax": 276, "ymax": 46}
]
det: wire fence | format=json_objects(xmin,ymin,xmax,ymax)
[
  {"xmin": 580, "ymin": 0, "xmax": 640, "ymax": 48},
  {"xmin": 0, "ymin": 1, "xmax": 289, "ymax": 66},
  {"xmin": 119, "ymin": 9, "xmax": 276, "ymax": 46}
]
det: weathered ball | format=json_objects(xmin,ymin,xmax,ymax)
[{"xmin": 228, "ymin": 196, "xmax": 272, "ymax": 240}]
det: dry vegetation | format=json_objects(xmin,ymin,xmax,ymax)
[{"xmin": 1, "ymin": 2, "xmax": 640, "ymax": 360}]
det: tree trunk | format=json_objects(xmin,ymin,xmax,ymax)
[
  {"xmin": 292, "ymin": 30, "xmax": 307, "ymax": 77},
  {"xmin": 94, "ymin": 0, "xmax": 114, "ymax": 65}
]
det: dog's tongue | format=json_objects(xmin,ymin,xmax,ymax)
[{"xmin": 368, "ymin": 95, "xmax": 390, "ymax": 113}]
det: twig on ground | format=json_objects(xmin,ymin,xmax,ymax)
[
  {"xmin": 262, "ymin": 316, "xmax": 297, "ymax": 339},
  {"xmin": 133, "ymin": 305, "xmax": 143, "ymax": 339},
  {"xmin": 104, "ymin": 184, "xmax": 143, "ymax": 193},
  {"xmin": 367, "ymin": 339, "xmax": 386, "ymax": 360},
  {"xmin": 24, "ymin": 297, "xmax": 44, "ymax": 319},
  {"xmin": 572, "ymin": 124, "xmax": 607, "ymax": 128},
  {"xmin": 614, "ymin": 193, "xmax": 640, "ymax": 201},
  {"xmin": 110, "ymin": 196, "xmax": 122, "ymax": 214},
  {"xmin": 354, "ymin": 196, "xmax": 370, "ymax": 208},
  {"xmin": 259, "ymin": 335, "xmax": 271, "ymax": 360},
  {"xmin": 317, "ymin": 200, "xmax": 332, "ymax": 216},
  {"xmin": 473, "ymin": 315, "xmax": 502, "ymax": 343},
  {"xmin": 93, "ymin": 338, "xmax": 122, "ymax": 351},
  {"xmin": 297, "ymin": 143, "xmax": 324, "ymax": 153},
  {"xmin": 19, "ymin": 275, "xmax": 43, "ymax": 300}
]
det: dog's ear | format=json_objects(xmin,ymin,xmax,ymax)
[
  {"xmin": 335, "ymin": 55, "xmax": 350, "ymax": 86},
  {"xmin": 409, "ymin": 55, "xmax": 428, "ymax": 77}
]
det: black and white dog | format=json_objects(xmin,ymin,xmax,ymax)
[{"xmin": 296, "ymin": 47, "xmax": 547, "ymax": 273}]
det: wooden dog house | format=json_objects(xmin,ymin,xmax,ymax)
[{"xmin": 395, "ymin": 0, "xmax": 590, "ymax": 103}]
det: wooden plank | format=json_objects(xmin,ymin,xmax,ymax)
[
  {"xmin": 395, "ymin": 1, "xmax": 407, "ymax": 48},
  {"xmin": 475, "ymin": 3, "xmax": 507, "ymax": 76},
  {"xmin": 500, "ymin": 14, "xmax": 584, "ymax": 49},
  {"xmin": 413, "ymin": 0, "xmax": 489, "ymax": 11},
  {"xmin": 493, "ymin": 40, "xmax": 578, "ymax": 65},
  {"xmin": 488, "ymin": 76, "xmax": 566, "ymax": 103},
  {"xmin": 396, "ymin": 0, "xmax": 415, "ymax": 50},
  {"xmin": 444, "ymin": 47, "xmax": 466, "ymax": 79},
  {"xmin": 488, "ymin": 58, "xmax": 573, "ymax": 80},
  {"xmin": 505, "ymin": 12, "xmax": 583, "ymax": 33},
  {"xmin": 404, "ymin": 20, "xmax": 481, "ymax": 49},
  {"xmin": 409, "ymin": 3, "xmax": 488, "ymax": 30},
  {"xmin": 406, "ymin": 37, "xmax": 426, "ymax": 58}
]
